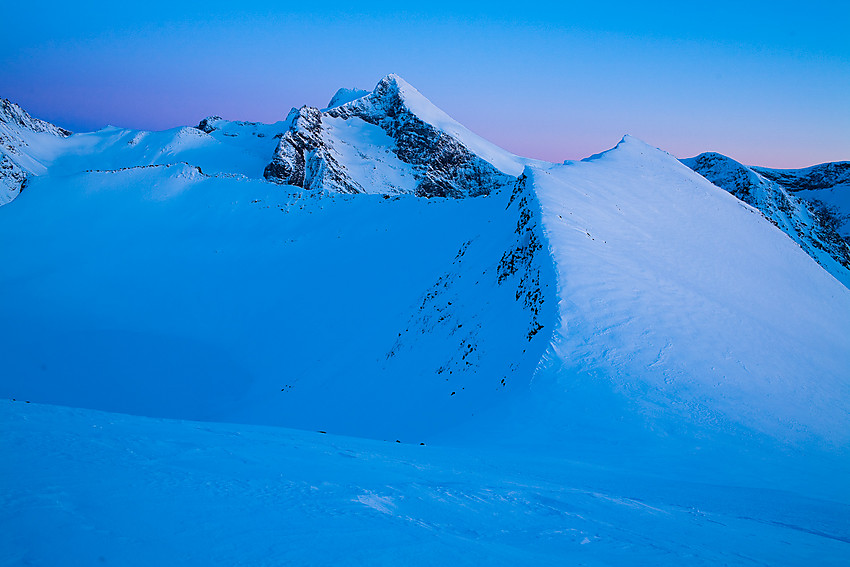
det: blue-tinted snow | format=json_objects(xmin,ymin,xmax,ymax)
[{"xmin": 1, "ymin": 86, "xmax": 848, "ymax": 566}]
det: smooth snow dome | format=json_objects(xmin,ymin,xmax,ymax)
[
  {"xmin": 325, "ymin": 87, "xmax": 370, "ymax": 109},
  {"xmin": 1, "ymin": 76, "xmax": 849, "ymax": 566}
]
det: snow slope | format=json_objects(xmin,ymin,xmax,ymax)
[
  {"xmin": 0, "ymin": 160, "xmax": 551, "ymax": 442},
  {"xmin": 0, "ymin": 98, "xmax": 71, "ymax": 204},
  {"xmin": 0, "ymin": 101, "xmax": 289, "ymax": 201},
  {"xmin": 2, "ymin": 80, "xmax": 849, "ymax": 565},
  {"xmin": 684, "ymin": 152, "xmax": 850, "ymax": 288},
  {"xmin": 324, "ymin": 87, "xmax": 370, "ymax": 110},
  {"xmin": 529, "ymin": 138, "xmax": 850, "ymax": 444},
  {"xmin": 3, "ymin": 401, "xmax": 848, "ymax": 567}
]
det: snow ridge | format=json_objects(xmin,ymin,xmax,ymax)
[
  {"xmin": 2, "ymin": 86, "xmax": 850, "ymax": 565},
  {"xmin": 522, "ymin": 141, "xmax": 850, "ymax": 447}
]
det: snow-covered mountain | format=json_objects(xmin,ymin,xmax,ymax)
[
  {"xmin": 753, "ymin": 161, "xmax": 850, "ymax": 240},
  {"xmin": 264, "ymin": 74, "xmax": 523, "ymax": 197},
  {"xmin": 2, "ymin": 76, "xmax": 849, "ymax": 566},
  {"xmin": 0, "ymin": 98, "xmax": 71, "ymax": 204},
  {"xmin": 683, "ymin": 152, "xmax": 850, "ymax": 287}
]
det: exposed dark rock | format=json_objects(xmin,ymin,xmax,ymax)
[
  {"xmin": 0, "ymin": 98, "xmax": 72, "ymax": 204},
  {"xmin": 196, "ymin": 116, "xmax": 223, "ymax": 133},
  {"xmin": 0, "ymin": 98, "xmax": 72, "ymax": 137},
  {"xmin": 684, "ymin": 152, "xmax": 850, "ymax": 284},
  {"xmin": 753, "ymin": 162, "xmax": 850, "ymax": 192},
  {"xmin": 264, "ymin": 75, "xmax": 513, "ymax": 198},
  {"xmin": 496, "ymin": 173, "xmax": 547, "ymax": 341},
  {"xmin": 1, "ymin": 154, "xmax": 27, "ymax": 203}
]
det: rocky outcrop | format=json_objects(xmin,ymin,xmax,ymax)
[
  {"xmin": 0, "ymin": 154, "xmax": 27, "ymax": 205},
  {"xmin": 0, "ymin": 99, "xmax": 71, "ymax": 138},
  {"xmin": 264, "ymin": 75, "xmax": 515, "ymax": 198},
  {"xmin": 497, "ymin": 172, "xmax": 547, "ymax": 341},
  {"xmin": 196, "ymin": 116, "xmax": 223, "ymax": 134},
  {"xmin": 753, "ymin": 161, "xmax": 850, "ymax": 192},
  {"xmin": 382, "ymin": 172, "xmax": 554, "ymax": 403},
  {"xmin": 263, "ymin": 106, "xmax": 364, "ymax": 194},
  {"xmin": 684, "ymin": 152, "xmax": 850, "ymax": 286},
  {"xmin": 752, "ymin": 161, "xmax": 850, "ymax": 244}
]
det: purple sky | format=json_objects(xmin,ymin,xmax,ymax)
[{"xmin": 2, "ymin": 2, "xmax": 848, "ymax": 168}]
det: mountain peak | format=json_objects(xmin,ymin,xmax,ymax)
[
  {"xmin": 363, "ymin": 74, "xmax": 458, "ymax": 132},
  {"xmin": 580, "ymin": 134, "xmax": 670, "ymax": 164},
  {"xmin": 264, "ymin": 73, "xmax": 523, "ymax": 196},
  {"xmin": 615, "ymin": 134, "xmax": 667, "ymax": 153},
  {"xmin": 0, "ymin": 98, "xmax": 72, "ymax": 137}
]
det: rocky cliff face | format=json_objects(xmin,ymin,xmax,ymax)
[
  {"xmin": 0, "ymin": 99, "xmax": 71, "ymax": 138},
  {"xmin": 0, "ymin": 98, "xmax": 71, "ymax": 205},
  {"xmin": 684, "ymin": 152, "xmax": 850, "ymax": 287},
  {"xmin": 0, "ymin": 154, "xmax": 27, "ymax": 205},
  {"xmin": 264, "ymin": 75, "xmax": 516, "ymax": 198},
  {"xmin": 752, "ymin": 161, "xmax": 850, "ymax": 243},
  {"xmin": 263, "ymin": 106, "xmax": 366, "ymax": 194},
  {"xmin": 753, "ymin": 161, "xmax": 850, "ymax": 192}
]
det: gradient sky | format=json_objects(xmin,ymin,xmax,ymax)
[{"xmin": 3, "ymin": 1, "xmax": 848, "ymax": 167}]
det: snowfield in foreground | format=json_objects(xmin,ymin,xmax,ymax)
[
  {"xmin": 3, "ymin": 401, "xmax": 848, "ymax": 567},
  {"xmin": 1, "ymin": 75, "xmax": 849, "ymax": 565}
]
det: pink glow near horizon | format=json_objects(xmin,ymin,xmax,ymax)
[{"xmin": 2, "ymin": 3, "xmax": 847, "ymax": 170}]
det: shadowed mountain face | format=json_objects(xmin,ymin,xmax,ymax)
[
  {"xmin": 754, "ymin": 161, "xmax": 850, "ymax": 192},
  {"xmin": 753, "ymin": 161, "xmax": 850, "ymax": 242},
  {"xmin": 683, "ymin": 152, "xmax": 850, "ymax": 288}
]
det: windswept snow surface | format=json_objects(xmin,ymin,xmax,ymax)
[
  {"xmin": 500, "ymin": 137, "xmax": 850, "ymax": 450},
  {"xmin": 2, "ymin": 401, "xmax": 848, "ymax": 567},
  {"xmin": 1, "ymin": 83, "xmax": 850, "ymax": 565}
]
